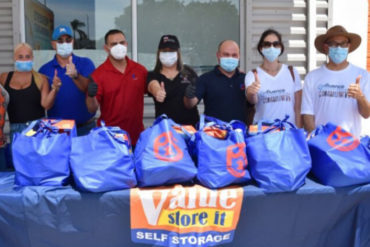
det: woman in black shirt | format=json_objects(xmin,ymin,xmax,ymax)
[{"xmin": 147, "ymin": 35, "xmax": 199, "ymax": 126}]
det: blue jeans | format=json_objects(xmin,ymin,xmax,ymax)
[{"xmin": 10, "ymin": 122, "xmax": 31, "ymax": 143}]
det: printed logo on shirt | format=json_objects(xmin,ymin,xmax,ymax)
[
  {"xmin": 132, "ymin": 73, "xmax": 138, "ymax": 80},
  {"xmin": 240, "ymin": 84, "xmax": 245, "ymax": 91},
  {"xmin": 326, "ymin": 126, "xmax": 360, "ymax": 152},
  {"xmin": 130, "ymin": 185, "xmax": 244, "ymax": 246},
  {"xmin": 153, "ymin": 131, "xmax": 183, "ymax": 162},
  {"xmin": 318, "ymin": 83, "xmax": 348, "ymax": 98},
  {"xmin": 260, "ymin": 89, "xmax": 291, "ymax": 104}
]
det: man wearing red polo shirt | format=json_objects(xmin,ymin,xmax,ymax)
[{"xmin": 86, "ymin": 29, "xmax": 147, "ymax": 145}]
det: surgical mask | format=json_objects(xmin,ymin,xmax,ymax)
[
  {"xmin": 159, "ymin": 52, "xmax": 178, "ymax": 67},
  {"xmin": 15, "ymin": 60, "xmax": 33, "ymax": 72},
  {"xmin": 220, "ymin": 57, "xmax": 239, "ymax": 72},
  {"xmin": 110, "ymin": 44, "xmax": 127, "ymax": 60},
  {"xmin": 56, "ymin": 42, "xmax": 73, "ymax": 58},
  {"xmin": 328, "ymin": 47, "xmax": 348, "ymax": 64},
  {"xmin": 261, "ymin": 47, "xmax": 281, "ymax": 62}
]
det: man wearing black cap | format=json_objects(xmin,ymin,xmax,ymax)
[
  {"xmin": 146, "ymin": 34, "xmax": 199, "ymax": 126},
  {"xmin": 302, "ymin": 25, "xmax": 370, "ymax": 137}
]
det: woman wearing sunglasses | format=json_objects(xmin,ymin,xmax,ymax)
[
  {"xmin": 245, "ymin": 29, "xmax": 302, "ymax": 127},
  {"xmin": 147, "ymin": 34, "xmax": 199, "ymax": 126}
]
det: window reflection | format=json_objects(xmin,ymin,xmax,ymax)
[{"xmin": 137, "ymin": 0, "xmax": 240, "ymax": 74}]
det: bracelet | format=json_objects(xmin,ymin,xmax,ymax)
[{"xmin": 72, "ymin": 72, "xmax": 79, "ymax": 79}]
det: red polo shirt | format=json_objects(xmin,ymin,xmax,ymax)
[{"xmin": 92, "ymin": 57, "xmax": 147, "ymax": 145}]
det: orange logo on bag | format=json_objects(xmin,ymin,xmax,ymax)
[
  {"xmin": 326, "ymin": 126, "xmax": 360, "ymax": 152},
  {"xmin": 226, "ymin": 143, "xmax": 247, "ymax": 178},
  {"xmin": 154, "ymin": 131, "xmax": 183, "ymax": 162}
]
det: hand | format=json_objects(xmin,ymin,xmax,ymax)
[
  {"xmin": 185, "ymin": 83, "xmax": 196, "ymax": 98},
  {"xmin": 248, "ymin": 71, "xmax": 260, "ymax": 96},
  {"xmin": 348, "ymin": 75, "xmax": 364, "ymax": 100},
  {"xmin": 155, "ymin": 82, "xmax": 166, "ymax": 102},
  {"xmin": 65, "ymin": 56, "xmax": 78, "ymax": 79},
  {"xmin": 87, "ymin": 80, "xmax": 98, "ymax": 97},
  {"xmin": 52, "ymin": 69, "xmax": 62, "ymax": 91}
]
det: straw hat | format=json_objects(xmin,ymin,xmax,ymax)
[{"xmin": 314, "ymin": 25, "xmax": 361, "ymax": 54}]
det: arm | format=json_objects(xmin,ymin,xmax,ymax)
[
  {"xmin": 294, "ymin": 90, "xmax": 303, "ymax": 128},
  {"xmin": 86, "ymin": 96, "xmax": 99, "ymax": 113},
  {"xmin": 184, "ymin": 96, "xmax": 199, "ymax": 109},
  {"xmin": 0, "ymin": 72, "xmax": 7, "ymax": 86},
  {"xmin": 85, "ymin": 79, "xmax": 99, "ymax": 113},
  {"xmin": 348, "ymin": 75, "xmax": 370, "ymax": 119},
  {"xmin": 245, "ymin": 70, "xmax": 260, "ymax": 104},
  {"xmin": 148, "ymin": 80, "xmax": 166, "ymax": 103},
  {"xmin": 40, "ymin": 75, "xmax": 58, "ymax": 110},
  {"xmin": 303, "ymin": 114, "xmax": 315, "ymax": 133},
  {"xmin": 71, "ymin": 74, "xmax": 90, "ymax": 93}
]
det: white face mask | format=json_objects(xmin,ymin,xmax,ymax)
[
  {"xmin": 56, "ymin": 42, "xmax": 73, "ymax": 58},
  {"xmin": 110, "ymin": 44, "xmax": 127, "ymax": 60},
  {"xmin": 159, "ymin": 52, "xmax": 178, "ymax": 67}
]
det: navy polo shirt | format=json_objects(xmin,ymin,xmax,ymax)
[
  {"xmin": 195, "ymin": 66, "xmax": 246, "ymax": 122},
  {"xmin": 39, "ymin": 54, "xmax": 95, "ymax": 124}
]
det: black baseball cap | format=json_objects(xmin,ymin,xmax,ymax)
[{"xmin": 158, "ymin": 35, "xmax": 180, "ymax": 50}]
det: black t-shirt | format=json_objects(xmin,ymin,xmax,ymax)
[{"xmin": 147, "ymin": 65, "xmax": 199, "ymax": 126}]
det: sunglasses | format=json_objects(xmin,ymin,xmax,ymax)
[
  {"xmin": 56, "ymin": 37, "xmax": 73, "ymax": 44},
  {"xmin": 325, "ymin": 41, "xmax": 350, "ymax": 48},
  {"xmin": 262, "ymin": 41, "xmax": 281, "ymax": 48}
]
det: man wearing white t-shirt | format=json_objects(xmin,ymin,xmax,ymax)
[{"xmin": 302, "ymin": 25, "xmax": 370, "ymax": 137}]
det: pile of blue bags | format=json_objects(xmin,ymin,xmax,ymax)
[{"xmin": 11, "ymin": 115, "xmax": 370, "ymax": 192}]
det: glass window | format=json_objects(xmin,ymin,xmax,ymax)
[
  {"xmin": 24, "ymin": 0, "xmax": 132, "ymax": 70},
  {"xmin": 137, "ymin": 0, "xmax": 240, "ymax": 74}
]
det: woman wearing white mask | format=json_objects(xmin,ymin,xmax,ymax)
[
  {"xmin": 147, "ymin": 35, "xmax": 199, "ymax": 125},
  {"xmin": 0, "ymin": 43, "xmax": 60, "ymax": 140},
  {"xmin": 245, "ymin": 29, "xmax": 302, "ymax": 127}
]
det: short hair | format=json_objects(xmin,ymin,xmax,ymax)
[
  {"xmin": 217, "ymin": 40, "xmax": 239, "ymax": 52},
  {"xmin": 257, "ymin": 29, "xmax": 285, "ymax": 56},
  {"xmin": 104, "ymin": 29, "xmax": 125, "ymax": 44},
  {"xmin": 14, "ymin": 42, "xmax": 33, "ymax": 55}
]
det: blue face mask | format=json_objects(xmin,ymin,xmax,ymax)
[
  {"xmin": 15, "ymin": 60, "xmax": 33, "ymax": 72},
  {"xmin": 220, "ymin": 57, "xmax": 239, "ymax": 72},
  {"xmin": 328, "ymin": 47, "xmax": 348, "ymax": 64},
  {"xmin": 261, "ymin": 47, "xmax": 281, "ymax": 62}
]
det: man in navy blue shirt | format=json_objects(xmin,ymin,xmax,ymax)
[
  {"xmin": 39, "ymin": 25, "xmax": 96, "ymax": 136},
  {"xmin": 184, "ymin": 40, "xmax": 247, "ymax": 122}
]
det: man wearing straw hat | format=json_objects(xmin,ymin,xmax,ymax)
[{"xmin": 301, "ymin": 25, "xmax": 370, "ymax": 137}]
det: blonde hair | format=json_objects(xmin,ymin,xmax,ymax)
[
  {"xmin": 14, "ymin": 43, "xmax": 44, "ymax": 90},
  {"xmin": 14, "ymin": 42, "xmax": 33, "ymax": 56}
]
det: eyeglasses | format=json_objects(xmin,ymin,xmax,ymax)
[
  {"xmin": 325, "ymin": 41, "xmax": 350, "ymax": 48},
  {"xmin": 262, "ymin": 41, "xmax": 281, "ymax": 48},
  {"xmin": 56, "ymin": 37, "xmax": 73, "ymax": 44}
]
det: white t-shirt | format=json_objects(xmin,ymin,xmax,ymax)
[
  {"xmin": 301, "ymin": 63, "xmax": 370, "ymax": 137},
  {"xmin": 245, "ymin": 64, "xmax": 302, "ymax": 124}
]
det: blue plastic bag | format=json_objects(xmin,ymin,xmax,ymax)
[
  {"xmin": 246, "ymin": 116, "xmax": 311, "ymax": 192},
  {"xmin": 134, "ymin": 115, "xmax": 196, "ymax": 187},
  {"xmin": 12, "ymin": 120, "xmax": 72, "ymax": 186},
  {"xmin": 70, "ymin": 122, "xmax": 136, "ymax": 192},
  {"xmin": 308, "ymin": 123, "xmax": 370, "ymax": 187},
  {"xmin": 194, "ymin": 115, "xmax": 251, "ymax": 189}
]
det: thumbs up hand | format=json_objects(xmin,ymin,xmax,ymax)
[
  {"xmin": 248, "ymin": 71, "xmax": 261, "ymax": 96},
  {"xmin": 65, "ymin": 56, "xmax": 78, "ymax": 79},
  {"xmin": 155, "ymin": 82, "xmax": 166, "ymax": 103},
  {"xmin": 52, "ymin": 69, "xmax": 62, "ymax": 91},
  {"xmin": 348, "ymin": 75, "xmax": 364, "ymax": 100}
]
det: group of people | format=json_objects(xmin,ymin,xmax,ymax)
[{"xmin": 0, "ymin": 24, "xmax": 369, "ymax": 170}]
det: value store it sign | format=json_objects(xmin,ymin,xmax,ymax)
[{"xmin": 130, "ymin": 185, "xmax": 243, "ymax": 246}]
